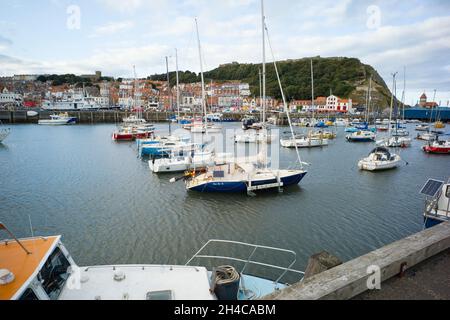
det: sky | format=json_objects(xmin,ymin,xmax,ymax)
[{"xmin": 1, "ymin": 0, "xmax": 450, "ymax": 105}]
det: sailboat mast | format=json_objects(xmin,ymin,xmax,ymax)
[
  {"xmin": 401, "ymin": 66, "xmax": 406, "ymax": 121},
  {"xmin": 165, "ymin": 57, "xmax": 172, "ymax": 134},
  {"xmin": 195, "ymin": 18, "xmax": 207, "ymax": 134},
  {"xmin": 259, "ymin": 68, "xmax": 262, "ymax": 117},
  {"xmin": 175, "ymin": 48, "xmax": 180, "ymax": 121},
  {"xmin": 388, "ymin": 72, "xmax": 397, "ymax": 137},
  {"xmin": 367, "ymin": 76, "xmax": 372, "ymax": 124},
  {"xmin": 311, "ymin": 59, "xmax": 314, "ymax": 113},
  {"xmin": 261, "ymin": 0, "xmax": 266, "ymax": 125}
]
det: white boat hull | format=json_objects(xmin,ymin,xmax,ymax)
[
  {"xmin": 358, "ymin": 155, "xmax": 402, "ymax": 171},
  {"xmin": 280, "ymin": 138, "xmax": 328, "ymax": 148}
]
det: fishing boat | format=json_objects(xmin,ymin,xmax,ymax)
[
  {"xmin": 422, "ymin": 136, "xmax": 450, "ymax": 154},
  {"xmin": 358, "ymin": 147, "xmax": 402, "ymax": 171},
  {"xmin": 421, "ymin": 178, "xmax": 450, "ymax": 228},
  {"xmin": 0, "ymin": 122, "xmax": 10, "ymax": 143},
  {"xmin": 38, "ymin": 113, "xmax": 77, "ymax": 125},
  {"xmin": 149, "ymin": 150, "xmax": 215, "ymax": 173},
  {"xmin": 0, "ymin": 223, "xmax": 305, "ymax": 300},
  {"xmin": 346, "ymin": 130, "xmax": 376, "ymax": 142},
  {"xmin": 280, "ymin": 134, "xmax": 328, "ymax": 148}
]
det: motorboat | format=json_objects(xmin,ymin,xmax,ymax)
[
  {"xmin": 123, "ymin": 115, "xmax": 147, "ymax": 124},
  {"xmin": 280, "ymin": 134, "xmax": 328, "ymax": 148},
  {"xmin": 392, "ymin": 128, "xmax": 409, "ymax": 137},
  {"xmin": 149, "ymin": 150, "xmax": 215, "ymax": 173},
  {"xmin": 416, "ymin": 132, "xmax": 437, "ymax": 141},
  {"xmin": 380, "ymin": 136, "xmax": 412, "ymax": 148},
  {"xmin": 38, "ymin": 113, "xmax": 77, "ymax": 125},
  {"xmin": 415, "ymin": 124, "xmax": 430, "ymax": 131},
  {"xmin": 112, "ymin": 126, "xmax": 153, "ymax": 141},
  {"xmin": 346, "ymin": 131, "xmax": 376, "ymax": 142},
  {"xmin": 0, "ymin": 223, "xmax": 305, "ymax": 300},
  {"xmin": 358, "ymin": 147, "xmax": 402, "ymax": 171},
  {"xmin": 421, "ymin": 178, "xmax": 450, "ymax": 228},
  {"xmin": 334, "ymin": 118, "xmax": 348, "ymax": 127},
  {"xmin": 310, "ymin": 130, "xmax": 336, "ymax": 139},
  {"xmin": 434, "ymin": 121, "xmax": 445, "ymax": 129},
  {"xmin": 139, "ymin": 140, "xmax": 202, "ymax": 157},
  {"xmin": 376, "ymin": 125, "xmax": 389, "ymax": 132},
  {"xmin": 422, "ymin": 138, "xmax": 450, "ymax": 154},
  {"xmin": 234, "ymin": 131, "xmax": 274, "ymax": 143}
]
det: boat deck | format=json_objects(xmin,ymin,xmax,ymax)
[{"xmin": 0, "ymin": 236, "xmax": 60, "ymax": 300}]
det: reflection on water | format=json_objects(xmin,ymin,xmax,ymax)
[{"xmin": 0, "ymin": 123, "xmax": 449, "ymax": 273}]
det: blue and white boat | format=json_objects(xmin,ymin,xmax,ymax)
[
  {"xmin": 140, "ymin": 141, "xmax": 203, "ymax": 157},
  {"xmin": 421, "ymin": 178, "xmax": 450, "ymax": 229},
  {"xmin": 346, "ymin": 130, "xmax": 376, "ymax": 142},
  {"xmin": 186, "ymin": 162, "xmax": 307, "ymax": 193}
]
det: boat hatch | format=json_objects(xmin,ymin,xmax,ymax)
[{"xmin": 146, "ymin": 290, "xmax": 173, "ymax": 300}]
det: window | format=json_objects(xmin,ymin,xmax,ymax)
[
  {"xmin": 146, "ymin": 290, "xmax": 173, "ymax": 300},
  {"xmin": 19, "ymin": 288, "xmax": 39, "ymax": 300},
  {"xmin": 39, "ymin": 247, "xmax": 71, "ymax": 300}
]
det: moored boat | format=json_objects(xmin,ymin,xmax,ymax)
[
  {"xmin": 38, "ymin": 113, "xmax": 77, "ymax": 125},
  {"xmin": 358, "ymin": 147, "xmax": 402, "ymax": 171},
  {"xmin": 346, "ymin": 130, "xmax": 376, "ymax": 142},
  {"xmin": 421, "ymin": 178, "xmax": 450, "ymax": 228},
  {"xmin": 0, "ymin": 223, "xmax": 304, "ymax": 300},
  {"xmin": 422, "ymin": 138, "xmax": 450, "ymax": 154}
]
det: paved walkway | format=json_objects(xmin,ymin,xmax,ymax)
[{"xmin": 356, "ymin": 249, "xmax": 450, "ymax": 300}]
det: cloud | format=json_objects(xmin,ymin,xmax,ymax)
[{"xmin": 89, "ymin": 21, "xmax": 135, "ymax": 38}]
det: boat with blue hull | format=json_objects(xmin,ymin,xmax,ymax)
[
  {"xmin": 420, "ymin": 178, "xmax": 450, "ymax": 229},
  {"xmin": 186, "ymin": 162, "xmax": 307, "ymax": 194}
]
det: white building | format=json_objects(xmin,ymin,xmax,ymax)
[{"xmin": 0, "ymin": 88, "xmax": 23, "ymax": 105}]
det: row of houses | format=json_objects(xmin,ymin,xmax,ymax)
[{"xmin": 289, "ymin": 95, "xmax": 353, "ymax": 113}]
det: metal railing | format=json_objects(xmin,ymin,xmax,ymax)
[{"xmin": 185, "ymin": 239, "xmax": 304, "ymax": 285}]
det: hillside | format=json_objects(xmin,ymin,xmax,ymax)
[{"xmin": 149, "ymin": 57, "xmax": 394, "ymax": 110}]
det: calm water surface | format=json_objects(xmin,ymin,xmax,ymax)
[{"xmin": 1, "ymin": 123, "xmax": 449, "ymax": 275}]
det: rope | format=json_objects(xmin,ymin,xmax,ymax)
[{"xmin": 211, "ymin": 265, "xmax": 240, "ymax": 288}]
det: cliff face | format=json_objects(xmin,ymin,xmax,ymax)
[{"xmin": 149, "ymin": 57, "xmax": 394, "ymax": 109}]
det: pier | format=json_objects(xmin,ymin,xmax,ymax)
[
  {"xmin": 262, "ymin": 221, "xmax": 450, "ymax": 300},
  {"xmin": 0, "ymin": 109, "xmax": 360, "ymax": 125}
]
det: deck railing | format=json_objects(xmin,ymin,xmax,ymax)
[{"xmin": 186, "ymin": 239, "xmax": 304, "ymax": 285}]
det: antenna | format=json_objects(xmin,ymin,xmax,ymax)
[{"xmin": 0, "ymin": 222, "xmax": 32, "ymax": 255}]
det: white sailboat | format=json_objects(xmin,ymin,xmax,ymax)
[
  {"xmin": 184, "ymin": 1, "xmax": 307, "ymax": 194},
  {"xmin": 281, "ymin": 59, "xmax": 328, "ymax": 148},
  {"xmin": 359, "ymin": 73, "xmax": 402, "ymax": 171}
]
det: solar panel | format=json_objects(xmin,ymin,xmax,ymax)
[{"xmin": 420, "ymin": 179, "xmax": 444, "ymax": 197}]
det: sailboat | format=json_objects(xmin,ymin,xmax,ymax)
[
  {"xmin": 183, "ymin": 1, "xmax": 307, "ymax": 194},
  {"xmin": 281, "ymin": 60, "xmax": 328, "ymax": 148},
  {"xmin": 0, "ymin": 121, "xmax": 10, "ymax": 143},
  {"xmin": 359, "ymin": 73, "xmax": 402, "ymax": 171}
]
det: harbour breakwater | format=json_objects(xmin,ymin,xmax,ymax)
[{"xmin": 1, "ymin": 110, "xmax": 359, "ymax": 125}]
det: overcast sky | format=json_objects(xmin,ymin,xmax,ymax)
[{"xmin": 1, "ymin": 0, "xmax": 450, "ymax": 105}]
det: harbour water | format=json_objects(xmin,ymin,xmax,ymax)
[{"xmin": 1, "ymin": 123, "xmax": 449, "ymax": 277}]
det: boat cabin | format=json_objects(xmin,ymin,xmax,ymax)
[{"xmin": 421, "ymin": 178, "xmax": 450, "ymax": 228}]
